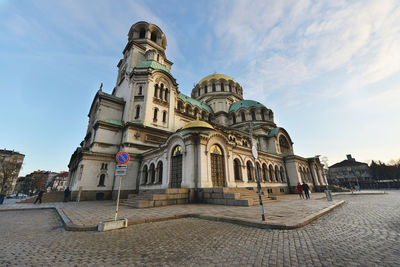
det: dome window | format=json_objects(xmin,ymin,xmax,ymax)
[
  {"xmin": 150, "ymin": 32, "xmax": 157, "ymax": 42},
  {"xmin": 229, "ymin": 85, "xmax": 232, "ymax": 92},
  {"xmin": 135, "ymin": 106, "xmax": 141, "ymax": 119},
  {"xmin": 232, "ymin": 114, "xmax": 236, "ymax": 124},
  {"xmin": 153, "ymin": 108, "xmax": 158, "ymax": 121},
  {"xmin": 139, "ymin": 29, "xmax": 146, "ymax": 38},
  {"xmin": 261, "ymin": 110, "xmax": 265, "ymax": 121},
  {"xmin": 212, "ymin": 83, "xmax": 216, "ymax": 92},
  {"xmin": 241, "ymin": 112, "xmax": 246, "ymax": 122},
  {"xmin": 204, "ymin": 85, "xmax": 208, "ymax": 93},
  {"xmin": 251, "ymin": 110, "xmax": 256, "ymax": 121},
  {"xmin": 220, "ymin": 83, "xmax": 224, "ymax": 91}
]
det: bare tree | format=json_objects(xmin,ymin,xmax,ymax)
[{"xmin": 0, "ymin": 157, "xmax": 23, "ymax": 195}]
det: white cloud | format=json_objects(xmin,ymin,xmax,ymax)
[{"xmin": 210, "ymin": 0, "xmax": 400, "ymax": 105}]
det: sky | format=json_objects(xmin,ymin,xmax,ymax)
[{"xmin": 0, "ymin": 0, "xmax": 399, "ymax": 176}]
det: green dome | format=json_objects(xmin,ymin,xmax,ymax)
[{"xmin": 229, "ymin": 100, "xmax": 266, "ymax": 112}]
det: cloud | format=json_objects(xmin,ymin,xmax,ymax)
[{"xmin": 210, "ymin": 0, "xmax": 400, "ymax": 105}]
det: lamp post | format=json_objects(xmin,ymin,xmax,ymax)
[{"xmin": 249, "ymin": 122, "xmax": 265, "ymax": 221}]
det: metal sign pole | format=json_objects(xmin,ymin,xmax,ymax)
[
  {"xmin": 114, "ymin": 175, "xmax": 122, "ymax": 221},
  {"xmin": 249, "ymin": 123, "xmax": 265, "ymax": 221}
]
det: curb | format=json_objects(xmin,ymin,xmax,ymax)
[
  {"xmin": 190, "ymin": 200, "xmax": 346, "ymax": 230},
  {"xmin": 0, "ymin": 201, "xmax": 346, "ymax": 231}
]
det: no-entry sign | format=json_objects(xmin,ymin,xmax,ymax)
[{"xmin": 116, "ymin": 151, "xmax": 130, "ymax": 164}]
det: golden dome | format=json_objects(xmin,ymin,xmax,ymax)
[
  {"xmin": 197, "ymin": 73, "xmax": 236, "ymax": 85},
  {"xmin": 182, "ymin": 119, "xmax": 214, "ymax": 130}
]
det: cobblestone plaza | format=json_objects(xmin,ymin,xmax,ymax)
[{"xmin": 1, "ymin": 192, "xmax": 400, "ymax": 266}]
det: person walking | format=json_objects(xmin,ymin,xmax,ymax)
[
  {"xmin": 34, "ymin": 188, "xmax": 44, "ymax": 204},
  {"xmin": 64, "ymin": 187, "xmax": 70, "ymax": 202},
  {"xmin": 302, "ymin": 182, "xmax": 310, "ymax": 199},
  {"xmin": 297, "ymin": 182, "xmax": 304, "ymax": 199}
]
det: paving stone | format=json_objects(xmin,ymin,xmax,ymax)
[{"xmin": 0, "ymin": 191, "xmax": 398, "ymax": 266}]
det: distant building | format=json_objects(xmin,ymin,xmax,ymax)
[
  {"xmin": 328, "ymin": 154, "xmax": 372, "ymax": 186},
  {"xmin": 51, "ymin": 172, "xmax": 69, "ymax": 191},
  {"xmin": 0, "ymin": 149, "xmax": 25, "ymax": 195}
]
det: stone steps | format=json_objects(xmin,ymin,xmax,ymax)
[
  {"xmin": 121, "ymin": 188, "xmax": 189, "ymax": 208},
  {"xmin": 202, "ymin": 188, "xmax": 279, "ymax": 206}
]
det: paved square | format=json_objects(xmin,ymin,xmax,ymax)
[{"xmin": 1, "ymin": 192, "xmax": 399, "ymax": 266}]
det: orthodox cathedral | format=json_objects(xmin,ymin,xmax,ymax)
[{"xmin": 67, "ymin": 21, "xmax": 328, "ymax": 202}]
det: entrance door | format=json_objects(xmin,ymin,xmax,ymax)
[
  {"xmin": 170, "ymin": 146, "xmax": 183, "ymax": 188},
  {"xmin": 210, "ymin": 145, "xmax": 225, "ymax": 187}
]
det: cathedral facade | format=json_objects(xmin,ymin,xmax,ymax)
[{"xmin": 67, "ymin": 21, "xmax": 328, "ymax": 201}]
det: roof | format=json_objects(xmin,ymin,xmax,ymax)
[
  {"xmin": 98, "ymin": 119, "xmax": 124, "ymax": 127},
  {"xmin": 136, "ymin": 60, "xmax": 171, "ymax": 75},
  {"xmin": 198, "ymin": 73, "xmax": 235, "ymax": 84},
  {"xmin": 182, "ymin": 120, "xmax": 214, "ymax": 130},
  {"xmin": 101, "ymin": 92, "xmax": 124, "ymax": 103},
  {"xmin": 267, "ymin": 127, "xmax": 280, "ymax": 137},
  {"xmin": 329, "ymin": 159, "xmax": 368, "ymax": 169},
  {"xmin": 229, "ymin": 100, "xmax": 266, "ymax": 112},
  {"xmin": 178, "ymin": 93, "xmax": 212, "ymax": 113}
]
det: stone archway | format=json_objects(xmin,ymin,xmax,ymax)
[
  {"xmin": 170, "ymin": 146, "xmax": 183, "ymax": 188},
  {"xmin": 210, "ymin": 144, "xmax": 225, "ymax": 187}
]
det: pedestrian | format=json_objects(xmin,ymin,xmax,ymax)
[
  {"xmin": 34, "ymin": 188, "xmax": 44, "ymax": 204},
  {"xmin": 64, "ymin": 187, "xmax": 70, "ymax": 202},
  {"xmin": 297, "ymin": 182, "xmax": 304, "ymax": 199},
  {"xmin": 302, "ymin": 182, "xmax": 310, "ymax": 199}
]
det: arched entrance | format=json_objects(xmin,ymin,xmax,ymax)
[
  {"xmin": 170, "ymin": 146, "xmax": 183, "ymax": 188},
  {"xmin": 210, "ymin": 144, "xmax": 225, "ymax": 187}
]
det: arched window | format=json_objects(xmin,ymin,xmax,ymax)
[
  {"xmin": 149, "ymin": 163, "xmax": 155, "ymax": 183},
  {"xmin": 261, "ymin": 110, "xmax": 265, "ymax": 121},
  {"xmin": 275, "ymin": 166, "xmax": 280, "ymax": 182},
  {"xmin": 247, "ymin": 161, "xmax": 253, "ymax": 181},
  {"xmin": 177, "ymin": 101, "xmax": 183, "ymax": 111},
  {"xmin": 150, "ymin": 32, "xmax": 157, "ymax": 42},
  {"xmin": 157, "ymin": 161, "xmax": 163, "ymax": 183},
  {"xmin": 212, "ymin": 83, "xmax": 216, "ymax": 92},
  {"xmin": 159, "ymin": 84, "xmax": 164, "ymax": 99},
  {"xmin": 142, "ymin": 165, "xmax": 148, "ymax": 184},
  {"xmin": 220, "ymin": 83, "xmax": 224, "ymax": 91},
  {"xmin": 262, "ymin": 164, "xmax": 268, "ymax": 182},
  {"xmin": 256, "ymin": 163, "xmax": 261, "ymax": 181},
  {"xmin": 135, "ymin": 106, "xmax": 141, "ymax": 119},
  {"xmin": 241, "ymin": 112, "xmax": 246, "ymax": 122},
  {"xmin": 164, "ymin": 89, "xmax": 168, "ymax": 101},
  {"xmin": 154, "ymin": 84, "xmax": 158, "ymax": 97},
  {"xmin": 153, "ymin": 108, "xmax": 158, "ymax": 121},
  {"xmin": 185, "ymin": 105, "xmax": 192, "ymax": 115},
  {"xmin": 234, "ymin": 159, "xmax": 242, "ymax": 181},
  {"xmin": 198, "ymin": 88, "xmax": 200, "ymax": 96},
  {"xmin": 232, "ymin": 114, "xmax": 236, "ymax": 124},
  {"xmin": 269, "ymin": 165, "xmax": 274, "ymax": 182},
  {"xmin": 162, "ymin": 111, "xmax": 167, "ymax": 122},
  {"xmin": 229, "ymin": 85, "xmax": 232, "ymax": 92},
  {"xmin": 138, "ymin": 86, "xmax": 143, "ymax": 95},
  {"xmin": 251, "ymin": 110, "xmax": 256, "ymax": 121},
  {"xmin": 157, "ymin": 54, "xmax": 160, "ymax": 62},
  {"xmin": 280, "ymin": 167, "xmax": 286, "ymax": 182},
  {"xmin": 139, "ymin": 29, "xmax": 146, "ymax": 38},
  {"xmin": 98, "ymin": 174, "xmax": 105, "ymax": 186},
  {"xmin": 279, "ymin": 136, "xmax": 290, "ymax": 154},
  {"xmin": 204, "ymin": 85, "xmax": 208, "ymax": 93}
]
